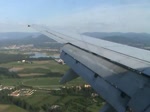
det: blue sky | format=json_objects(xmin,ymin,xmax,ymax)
[{"xmin": 0, "ymin": 0, "xmax": 150, "ymax": 33}]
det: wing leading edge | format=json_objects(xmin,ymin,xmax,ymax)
[{"xmin": 28, "ymin": 24, "xmax": 150, "ymax": 112}]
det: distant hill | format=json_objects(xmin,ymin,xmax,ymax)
[
  {"xmin": 0, "ymin": 32, "xmax": 39, "ymax": 40},
  {"xmin": 1, "ymin": 32, "xmax": 150, "ymax": 49},
  {"xmin": 83, "ymin": 32, "xmax": 150, "ymax": 49},
  {"xmin": 0, "ymin": 32, "xmax": 62, "ymax": 49}
]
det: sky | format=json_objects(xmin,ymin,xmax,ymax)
[{"xmin": 0, "ymin": 0, "xmax": 150, "ymax": 33}]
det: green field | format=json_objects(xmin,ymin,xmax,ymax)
[
  {"xmin": 0, "ymin": 60, "xmax": 85, "ymax": 88},
  {"xmin": 0, "ymin": 60, "xmax": 68, "ymax": 75},
  {"xmin": 0, "ymin": 77, "xmax": 86, "ymax": 88},
  {"xmin": 0, "ymin": 104, "xmax": 27, "ymax": 112},
  {"xmin": 20, "ymin": 91, "xmax": 61, "ymax": 106},
  {"xmin": 19, "ymin": 90, "xmax": 103, "ymax": 112},
  {"xmin": 0, "ymin": 59, "xmax": 103, "ymax": 112}
]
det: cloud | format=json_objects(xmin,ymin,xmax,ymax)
[
  {"xmin": 44, "ymin": 2, "xmax": 150, "ymax": 33},
  {"xmin": 0, "ymin": 1, "xmax": 150, "ymax": 33}
]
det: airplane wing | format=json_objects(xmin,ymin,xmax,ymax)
[{"xmin": 28, "ymin": 24, "xmax": 150, "ymax": 112}]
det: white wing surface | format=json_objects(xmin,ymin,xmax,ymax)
[{"xmin": 29, "ymin": 24, "xmax": 150, "ymax": 112}]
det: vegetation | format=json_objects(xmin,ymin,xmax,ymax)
[
  {"xmin": 0, "ymin": 52, "xmax": 103, "ymax": 112},
  {"xmin": 0, "ymin": 67, "xmax": 19, "ymax": 79},
  {"xmin": 0, "ymin": 53, "xmax": 28, "ymax": 64},
  {"xmin": 0, "ymin": 104, "xmax": 27, "ymax": 112},
  {"xmin": 0, "ymin": 77, "xmax": 85, "ymax": 88},
  {"xmin": 0, "ymin": 90, "xmax": 40, "ymax": 112},
  {"xmin": 0, "ymin": 86, "xmax": 104, "ymax": 112},
  {"xmin": 0, "ymin": 60, "xmax": 68, "ymax": 76}
]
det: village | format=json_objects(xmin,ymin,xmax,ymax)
[
  {"xmin": 9, "ymin": 88, "xmax": 35, "ymax": 97},
  {"xmin": 0, "ymin": 83, "xmax": 99, "ymax": 98}
]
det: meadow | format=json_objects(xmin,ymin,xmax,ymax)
[
  {"xmin": 0, "ymin": 104, "xmax": 27, "ymax": 112},
  {"xmin": 0, "ymin": 58, "xmax": 103, "ymax": 112}
]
